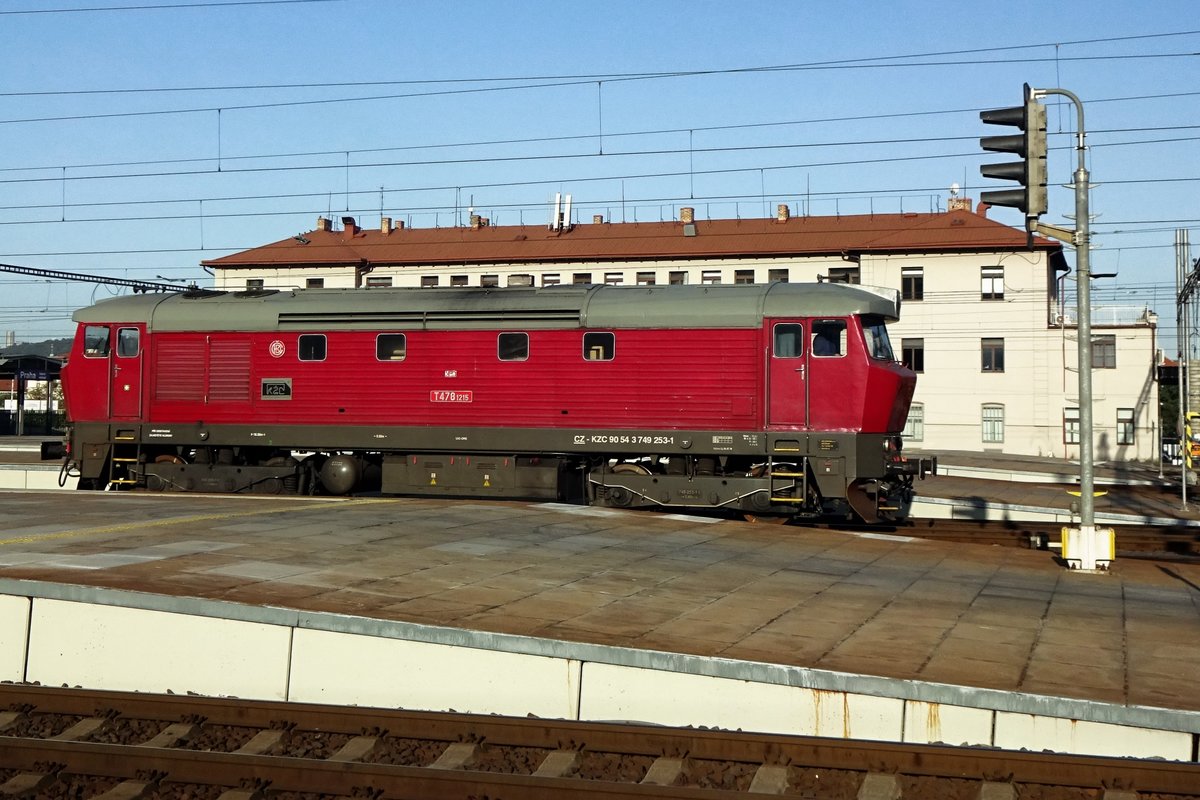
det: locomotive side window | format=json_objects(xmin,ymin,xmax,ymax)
[
  {"xmin": 498, "ymin": 332, "xmax": 529, "ymax": 361},
  {"xmin": 773, "ymin": 324, "xmax": 804, "ymax": 358},
  {"xmin": 583, "ymin": 331, "xmax": 615, "ymax": 361},
  {"xmin": 376, "ymin": 333, "xmax": 406, "ymax": 361},
  {"xmin": 811, "ymin": 320, "xmax": 846, "ymax": 357},
  {"xmin": 298, "ymin": 334, "xmax": 327, "ymax": 361},
  {"xmin": 116, "ymin": 328, "xmax": 140, "ymax": 358},
  {"xmin": 83, "ymin": 325, "xmax": 110, "ymax": 357}
]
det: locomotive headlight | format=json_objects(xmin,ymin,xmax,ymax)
[{"xmin": 883, "ymin": 436, "xmax": 903, "ymax": 453}]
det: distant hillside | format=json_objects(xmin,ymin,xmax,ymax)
[{"xmin": 1, "ymin": 338, "xmax": 72, "ymax": 359}]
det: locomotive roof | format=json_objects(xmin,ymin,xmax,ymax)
[{"xmin": 72, "ymin": 282, "xmax": 902, "ymax": 332}]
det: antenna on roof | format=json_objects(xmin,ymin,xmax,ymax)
[{"xmin": 548, "ymin": 193, "xmax": 573, "ymax": 232}]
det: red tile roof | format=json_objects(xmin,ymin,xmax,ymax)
[{"xmin": 202, "ymin": 208, "xmax": 1060, "ymax": 270}]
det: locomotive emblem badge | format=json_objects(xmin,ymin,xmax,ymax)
[{"xmin": 269, "ymin": 340, "xmax": 286, "ymax": 358}]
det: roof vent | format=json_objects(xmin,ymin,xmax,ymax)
[{"xmin": 341, "ymin": 216, "xmax": 359, "ymax": 236}]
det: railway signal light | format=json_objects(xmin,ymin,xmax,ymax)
[{"xmin": 979, "ymin": 82, "xmax": 1047, "ymax": 219}]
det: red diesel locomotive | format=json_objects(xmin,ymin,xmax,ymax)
[{"xmin": 60, "ymin": 282, "xmax": 933, "ymax": 523}]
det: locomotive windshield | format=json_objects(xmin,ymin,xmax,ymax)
[{"xmin": 861, "ymin": 316, "xmax": 895, "ymax": 360}]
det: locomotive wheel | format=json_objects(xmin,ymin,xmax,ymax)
[{"xmin": 611, "ymin": 462, "xmax": 652, "ymax": 475}]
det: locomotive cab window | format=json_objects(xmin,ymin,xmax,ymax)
[
  {"xmin": 862, "ymin": 316, "xmax": 895, "ymax": 360},
  {"xmin": 116, "ymin": 328, "xmax": 140, "ymax": 358},
  {"xmin": 773, "ymin": 324, "xmax": 804, "ymax": 358},
  {"xmin": 376, "ymin": 333, "xmax": 406, "ymax": 361},
  {"xmin": 298, "ymin": 334, "xmax": 327, "ymax": 361},
  {"xmin": 811, "ymin": 320, "xmax": 846, "ymax": 357},
  {"xmin": 583, "ymin": 331, "xmax": 615, "ymax": 361},
  {"xmin": 498, "ymin": 332, "xmax": 529, "ymax": 361},
  {"xmin": 83, "ymin": 325, "xmax": 110, "ymax": 357}
]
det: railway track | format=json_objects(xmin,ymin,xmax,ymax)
[
  {"xmin": 887, "ymin": 517, "xmax": 1200, "ymax": 560},
  {"xmin": 2, "ymin": 685, "xmax": 1198, "ymax": 798}
]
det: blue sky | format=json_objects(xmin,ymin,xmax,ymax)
[{"xmin": 0, "ymin": 0, "xmax": 1196, "ymax": 347}]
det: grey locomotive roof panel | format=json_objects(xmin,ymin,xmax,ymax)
[{"xmin": 73, "ymin": 283, "xmax": 901, "ymax": 332}]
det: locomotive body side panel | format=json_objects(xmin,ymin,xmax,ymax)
[{"xmin": 141, "ymin": 327, "xmax": 763, "ymax": 432}]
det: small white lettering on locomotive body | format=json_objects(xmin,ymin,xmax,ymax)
[
  {"xmin": 570, "ymin": 432, "xmax": 675, "ymax": 446},
  {"xmin": 430, "ymin": 389, "xmax": 473, "ymax": 403}
]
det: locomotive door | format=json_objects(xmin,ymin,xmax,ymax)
[
  {"xmin": 109, "ymin": 325, "xmax": 144, "ymax": 419},
  {"xmin": 767, "ymin": 321, "xmax": 808, "ymax": 428}
]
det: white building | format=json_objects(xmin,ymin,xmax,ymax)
[{"xmin": 203, "ymin": 201, "xmax": 1160, "ymax": 462}]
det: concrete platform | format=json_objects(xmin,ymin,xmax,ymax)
[{"xmin": 1, "ymin": 490, "xmax": 1198, "ymax": 761}]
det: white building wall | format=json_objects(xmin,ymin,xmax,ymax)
[{"xmin": 213, "ymin": 236, "xmax": 1159, "ymax": 463}]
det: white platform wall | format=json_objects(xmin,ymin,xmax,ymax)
[{"xmin": 1, "ymin": 589, "xmax": 1194, "ymax": 762}]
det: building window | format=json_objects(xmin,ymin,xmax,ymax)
[
  {"xmin": 366, "ymin": 275, "xmax": 392, "ymax": 289},
  {"xmin": 246, "ymin": 278, "xmax": 264, "ymax": 291},
  {"xmin": 982, "ymin": 404, "xmax": 1005, "ymax": 444},
  {"xmin": 734, "ymin": 269, "xmax": 755, "ymax": 284},
  {"xmin": 901, "ymin": 338, "xmax": 924, "ymax": 372},
  {"xmin": 701, "ymin": 270, "xmax": 721, "ymax": 284},
  {"xmin": 981, "ymin": 267, "xmax": 1003, "ymax": 300},
  {"xmin": 903, "ymin": 403, "xmax": 924, "ymax": 442},
  {"xmin": 773, "ymin": 323, "xmax": 804, "ymax": 358},
  {"xmin": 421, "ymin": 275, "xmax": 439, "ymax": 288},
  {"xmin": 828, "ymin": 266, "xmax": 860, "ymax": 284},
  {"xmin": 306, "ymin": 277, "xmax": 324, "ymax": 289},
  {"xmin": 1064, "ymin": 407, "xmax": 1080, "ymax": 444},
  {"xmin": 573, "ymin": 272, "xmax": 592, "ymax": 285},
  {"xmin": 981, "ymin": 338, "xmax": 1005, "ymax": 372},
  {"xmin": 604, "ymin": 272, "xmax": 624, "ymax": 285},
  {"xmin": 811, "ymin": 320, "xmax": 846, "ymax": 357},
  {"xmin": 583, "ymin": 331, "xmax": 615, "ymax": 361},
  {"xmin": 480, "ymin": 274, "xmax": 500, "ymax": 287},
  {"xmin": 507, "ymin": 274, "xmax": 534, "ymax": 287},
  {"xmin": 498, "ymin": 332, "xmax": 529, "ymax": 361},
  {"xmin": 901, "ymin": 267, "xmax": 923, "ymax": 301},
  {"xmin": 376, "ymin": 333, "xmax": 406, "ymax": 361},
  {"xmin": 768, "ymin": 268, "xmax": 789, "ymax": 283},
  {"xmin": 669, "ymin": 271, "xmax": 688, "ymax": 285},
  {"xmin": 1117, "ymin": 408, "xmax": 1135, "ymax": 445},
  {"xmin": 1092, "ymin": 334, "xmax": 1116, "ymax": 368},
  {"xmin": 451, "ymin": 274, "xmax": 469, "ymax": 287},
  {"xmin": 541, "ymin": 273, "xmax": 561, "ymax": 286},
  {"xmin": 636, "ymin": 271, "xmax": 656, "ymax": 285},
  {"xmin": 298, "ymin": 334, "xmax": 327, "ymax": 362}
]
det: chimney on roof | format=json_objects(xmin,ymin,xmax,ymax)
[
  {"xmin": 776, "ymin": 203, "xmax": 790, "ymax": 222},
  {"xmin": 947, "ymin": 197, "xmax": 973, "ymax": 213},
  {"xmin": 593, "ymin": 214, "xmax": 604, "ymax": 224},
  {"xmin": 680, "ymin": 207, "xmax": 695, "ymax": 224},
  {"xmin": 381, "ymin": 217, "xmax": 392, "ymax": 234},
  {"xmin": 470, "ymin": 214, "xmax": 490, "ymax": 229},
  {"xmin": 341, "ymin": 216, "xmax": 359, "ymax": 236},
  {"xmin": 396, "ymin": 219, "xmax": 405, "ymax": 229},
  {"xmin": 316, "ymin": 216, "xmax": 332, "ymax": 232}
]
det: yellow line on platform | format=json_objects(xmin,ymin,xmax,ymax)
[{"xmin": 0, "ymin": 497, "xmax": 397, "ymax": 546}]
